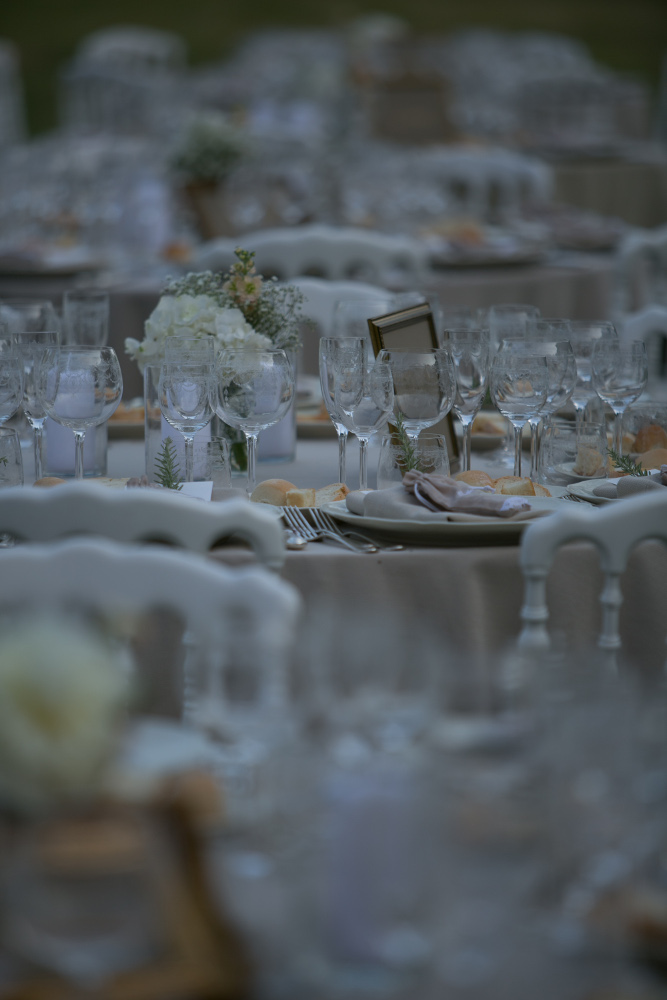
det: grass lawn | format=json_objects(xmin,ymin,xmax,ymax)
[{"xmin": 3, "ymin": 0, "xmax": 666, "ymax": 135}]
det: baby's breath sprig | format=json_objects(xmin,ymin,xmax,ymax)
[
  {"xmin": 607, "ymin": 448, "xmax": 649, "ymax": 476},
  {"xmin": 154, "ymin": 437, "xmax": 183, "ymax": 490}
]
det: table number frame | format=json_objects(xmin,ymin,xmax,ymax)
[{"xmin": 367, "ymin": 302, "xmax": 460, "ymax": 466}]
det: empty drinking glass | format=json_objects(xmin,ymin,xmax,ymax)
[
  {"xmin": 215, "ymin": 349, "xmax": 294, "ymax": 494},
  {"xmin": 159, "ymin": 360, "xmax": 215, "ymax": 483},
  {"xmin": 377, "ymin": 433, "xmax": 449, "ymax": 488},
  {"xmin": 0, "ymin": 426, "xmax": 23, "ymax": 487},
  {"xmin": 377, "ymin": 348, "xmax": 456, "ymax": 447},
  {"xmin": 335, "ymin": 358, "xmax": 394, "ymax": 490},
  {"xmin": 490, "ymin": 346, "xmax": 548, "ymax": 477},
  {"xmin": 0, "ymin": 354, "xmax": 24, "ymax": 425},
  {"xmin": 319, "ymin": 337, "xmax": 366, "ymax": 484},
  {"xmin": 568, "ymin": 321, "xmax": 618, "ymax": 434},
  {"xmin": 593, "ymin": 339, "xmax": 648, "ymax": 457},
  {"xmin": 14, "ymin": 329, "xmax": 59, "ymax": 480},
  {"xmin": 445, "ymin": 328, "xmax": 490, "ymax": 472},
  {"xmin": 37, "ymin": 347, "xmax": 122, "ymax": 479}
]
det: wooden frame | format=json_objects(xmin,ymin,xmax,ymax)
[{"xmin": 367, "ymin": 303, "xmax": 460, "ymax": 467}]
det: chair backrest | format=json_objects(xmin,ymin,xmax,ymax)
[
  {"xmin": 620, "ymin": 304, "xmax": 667, "ymax": 400},
  {"xmin": 518, "ymin": 491, "xmax": 667, "ymax": 670},
  {"xmin": 191, "ymin": 224, "xmax": 430, "ymax": 286},
  {"xmin": 0, "ymin": 537, "xmax": 301, "ymax": 722},
  {"xmin": 613, "ymin": 224, "xmax": 667, "ymax": 318},
  {"xmin": 76, "ymin": 26, "xmax": 187, "ymax": 74},
  {"xmin": 290, "ymin": 276, "xmax": 395, "ymax": 376},
  {"xmin": 0, "ymin": 485, "xmax": 286, "ymax": 570}
]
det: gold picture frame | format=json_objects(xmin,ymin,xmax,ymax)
[{"xmin": 367, "ymin": 303, "xmax": 460, "ymax": 467}]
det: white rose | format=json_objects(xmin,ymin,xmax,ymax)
[
  {"xmin": 0, "ymin": 616, "xmax": 130, "ymax": 816},
  {"xmin": 213, "ymin": 307, "xmax": 272, "ymax": 352}
]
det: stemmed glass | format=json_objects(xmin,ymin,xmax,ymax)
[
  {"xmin": 490, "ymin": 346, "xmax": 548, "ymax": 477},
  {"xmin": 377, "ymin": 348, "xmax": 456, "ymax": 447},
  {"xmin": 215, "ymin": 349, "xmax": 294, "ymax": 495},
  {"xmin": 14, "ymin": 329, "xmax": 59, "ymax": 481},
  {"xmin": 63, "ymin": 290, "xmax": 109, "ymax": 347},
  {"xmin": 568, "ymin": 321, "xmax": 618, "ymax": 435},
  {"xmin": 159, "ymin": 361, "xmax": 215, "ymax": 483},
  {"xmin": 521, "ymin": 332, "xmax": 577, "ymax": 480},
  {"xmin": 37, "ymin": 347, "xmax": 123, "ymax": 479},
  {"xmin": 0, "ymin": 354, "xmax": 24, "ymax": 425},
  {"xmin": 445, "ymin": 328, "xmax": 490, "ymax": 472},
  {"xmin": 319, "ymin": 337, "xmax": 366, "ymax": 484},
  {"xmin": 334, "ymin": 358, "xmax": 394, "ymax": 490},
  {"xmin": 592, "ymin": 339, "xmax": 648, "ymax": 457},
  {"xmin": 0, "ymin": 299, "xmax": 60, "ymax": 336}
]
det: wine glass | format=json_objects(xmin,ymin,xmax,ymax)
[
  {"xmin": 487, "ymin": 304, "xmax": 540, "ymax": 354},
  {"xmin": 164, "ymin": 336, "xmax": 215, "ymax": 364},
  {"xmin": 319, "ymin": 337, "xmax": 367, "ymax": 484},
  {"xmin": 445, "ymin": 328, "xmax": 490, "ymax": 472},
  {"xmin": 593, "ymin": 339, "xmax": 649, "ymax": 458},
  {"xmin": 14, "ymin": 329, "xmax": 59, "ymax": 481},
  {"xmin": 0, "ymin": 354, "xmax": 24, "ymax": 425},
  {"xmin": 215, "ymin": 349, "xmax": 294, "ymax": 495},
  {"xmin": 159, "ymin": 361, "xmax": 215, "ymax": 483},
  {"xmin": 63, "ymin": 290, "xmax": 109, "ymax": 347},
  {"xmin": 377, "ymin": 348, "xmax": 456, "ymax": 447},
  {"xmin": 37, "ymin": 347, "xmax": 122, "ymax": 480},
  {"xmin": 0, "ymin": 299, "xmax": 60, "ymax": 335},
  {"xmin": 490, "ymin": 346, "xmax": 548, "ymax": 477},
  {"xmin": 568, "ymin": 321, "xmax": 618, "ymax": 435},
  {"xmin": 335, "ymin": 358, "xmax": 394, "ymax": 490}
]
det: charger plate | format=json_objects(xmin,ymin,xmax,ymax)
[
  {"xmin": 321, "ymin": 493, "xmax": 567, "ymax": 547},
  {"xmin": 566, "ymin": 479, "xmax": 615, "ymax": 504}
]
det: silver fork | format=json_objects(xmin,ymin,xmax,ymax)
[
  {"xmin": 282, "ymin": 507, "xmax": 378, "ymax": 553},
  {"xmin": 311, "ymin": 508, "xmax": 405, "ymax": 552}
]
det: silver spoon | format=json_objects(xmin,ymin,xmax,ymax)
[{"xmin": 285, "ymin": 529, "xmax": 309, "ymax": 550}]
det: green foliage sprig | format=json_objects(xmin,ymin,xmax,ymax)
[
  {"xmin": 392, "ymin": 412, "xmax": 422, "ymax": 473},
  {"xmin": 154, "ymin": 437, "xmax": 183, "ymax": 490},
  {"xmin": 607, "ymin": 448, "xmax": 649, "ymax": 476},
  {"xmin": 0, "ymin": 456, "xmax": 7, "ymax": 467}
]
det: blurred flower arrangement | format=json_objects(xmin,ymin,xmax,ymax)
[
  {"xmin": 125, "ymin": 248, "xmax": 304, "ymax": 373},
  {"xmin": 169, "ymin": 111, "xmax": 246, "ymax": 186},
  {"xmin": 0, "ymin": 615, "xmax": 130, "ymax": 818}
]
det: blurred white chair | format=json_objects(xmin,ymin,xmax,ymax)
[
  {"xmin": 0, "ymin": 536, "xmax": 301, "ymax": 727},
  {"xmin": 0, "ymin": 485, "xmax": 286, "ymax": 569},
  {"xmin": 612, "ymin": 224, "xmax": 667, "ymax": 318},
  {"xmin": 518, "ymin": 491, "xmax": 667, "ymax": 670},
  {"xmin": 620, "ymin": 305, "xmax": 667, "ymax": 401},
  {"xmin": 192, "ymin": 223, "xmax": 430, "ymax": 286}
]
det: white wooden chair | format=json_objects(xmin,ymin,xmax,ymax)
[
  {"xmin": 0, "ymin": 537, "xmax": 301, "ymax": 731},
  {"xmin": 612, "ymin": 224, "xmax": 667, "ymax": 319},
  {"xmin": 620, "ymin": 305, "xmax": 667, "ymax": 401},
  {"xmin": 518, "ymin": 491, "xmax": 667, "ymax": 670},
  {"xmin": 0, "ymin": 484, "xmax": 286, "ymax": 570},
  {"xmin": 191, "ymin": 223, "xmax": 430, "ymax": 286}
]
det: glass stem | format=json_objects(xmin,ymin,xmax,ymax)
[
  {"xmin": 574, "ymin": 404, "xmax": 584, "ymax": 438},
  {"xmin": 246, "ymin": 433, "xmax": 258, "ymax": 495},
  {"xmin": 183, "ymin": 434, "xmax": 194, "ymax": 482},
  {"xmin": 613, "ymin": 410, "xmax": 624, "ymax": 456},
  {"xmin": 73, "ymin": 429, "xmax": 86, "ymax": 480},
  {"xmin": 337, "ymin": 428, "xmax": 348, "ymax": 484},
  {"xmin": 32, "ymin": 419, "xmax": 45, "ymax": 481},
  {"xmin": 512, "ymin": 422, "xmax": 524, "ymax": 478},
  {"xmin": 529, "ymin": 419, "xmax": 540, "ymax": 481},
  {"xmin": 460, "ymin": 417, "xmax": 473, "ymax": 473},
  {"xmin": 358, "ymin": 437, "xmax": 368, "ymax": 490}
]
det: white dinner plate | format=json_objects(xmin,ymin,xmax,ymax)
[
  {"xmin": 321, "ymin": 493, "xmax": 567, "ymax": 547},
  {"xmin": 553, "ymin": 461, "xmax": 608, "ymax": 484},
  {"xmin": 566, "ymin": 479, "xmax": 614, "ymax": 504}
]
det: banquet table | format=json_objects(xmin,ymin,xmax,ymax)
[{"xmin": 95, "ymin": 436, "xmax": 667, "ymax": 676}]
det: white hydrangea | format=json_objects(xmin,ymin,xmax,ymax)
[
  {"xmin": 125, "ymin": 294, "xmax": 271, "ymax": 373},
  {"xmin": 0, "ymin": 616, "xmax": 130, "ymax": 816}
]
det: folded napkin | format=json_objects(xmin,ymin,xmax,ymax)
[
  {"xmin": 593, "ymin": 467, "xmax": 667, "ymax": 499},
  {"xmin": 346, "ymin": 476, "xmax": 551, "ymax": 523}
]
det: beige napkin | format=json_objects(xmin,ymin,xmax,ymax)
[
  {"xmin": 593, "ymin": 468, "xmax": 667, "ymax": 499},
  {"xmin": 346, "ymin": 479, "xmax": 550, "ymax": 523}
]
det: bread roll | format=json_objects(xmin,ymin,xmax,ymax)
[
  {"xmin": 33, "ymin": 477, "xmax": 66, "ymax": 488},
  {"xmin": 454, "ymin": 470, "xmax": 495, "ymax": 487},
  {"xmin": 636, "ymin": 447, "xmax": 667, "ymax": 470},
  {"xmin": 249, "ymin": 478, "xmax": 296, "ymax": 505},
  {"xmin": 493, "ymin": 476, "xmax": 536, "ymax": 496},
  {"xmin": 533, "ymin": 483, "xmax": 552, "ymax": 497},
  {"xmin": 314, "ymin": 482, "xmax": 350, "ymax": 504},
  {"xmin": 633, "ymin": 423, "xmax": 667, "ymax": 453},
  {"xmin": 285, "ymin": 488, "xmax": 317, "ymax": 507}
]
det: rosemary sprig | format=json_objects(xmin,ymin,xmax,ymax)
[
  {"xmin": 607, "ymin": 448, "xmax": 649, "ymax": 476},
  {"xmin": 154, "ymin": 437, "xmax": 183, "ymax": 490},
  {"xmin": 392, "ymin": 412, "xmax": 422, "ymax": 473},
  {"xmin": 0, "ymin": 456, "xmax": 7, "ymax": 467}
]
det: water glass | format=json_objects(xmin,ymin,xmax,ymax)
[
  {"xmin": 490, "ymin": 347, "xmax": 548, "ymax": 477},
  {"xmin": 0, "ymin": 354, "xmax": 24, "ymax": 425},
  {"xmin": 63, "ymin": 290, "xmax": 109, "ymax": 347},
  {"xmin": 446, "ymin": 327, "xmax": 490, "ymax": 472},
  {"xmin": 377, "ymin": 433, "xmax": 449, "ymax": 489},
  {"xmin": 539, "ymin": 417, "xmax": 608, "ymax": 485},
  {"xmin": 568, "ymin": 321, "xmax": 618, "ymax": 433},
  {"xmin": 319, "ymin": 337, "xmax": 366, "ymax": 484},
  {"xmin": 377, "ymin": 348, "xmax": 456, "ymax": 445},
  {"xmin": 159, "ymin": 361, "xmax": 215, "ymax": 482},
  {"xmin": 0, "ymin": 427, "xmax": 23, "ymax": 487},
  {"xmin": 335, "ymin": 358, "xmax": 394, "ymax": 490},
  {"xmin": 14, "ymin": 329, "xmax": 59, "ymax": 480},
  {"xmin": 592, "ymin": 339, "xmax": 648, "ymax": 457}
]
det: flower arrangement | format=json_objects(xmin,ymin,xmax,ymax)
[
  {"xmin": 125, "ymin": 248, "xmax": 304, "ymax": 373},
  {"xmin": 0, "ymin": 614, "xmax": 130, "ymax": 817},
  {"xmin": 169, "ymin": 111, "xmax": 246, "ymax": 186}
]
